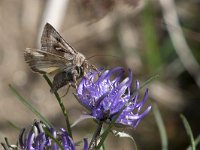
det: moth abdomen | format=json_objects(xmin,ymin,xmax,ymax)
[
  {"xmin": 50, "ymin": 71, "xmax": 72, "ymax": 93},
  {"xmin": 50, "ymin": 66, "xmax": 83, "ymax": 93}
]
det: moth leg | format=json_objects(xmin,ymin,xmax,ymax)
[
  {"xmin": 61, "ymin": 84, "xmax": 71, "ymax": 98},
  {"xmin": 90, "ymin": 64, "xmax": 101, "ymax": 76},
  {"xmin": 91, "ymin": 64, "xmax": 98, "ymax": 71},
  {"xmin": 82, "ymin": 71, "xmax": 91, "ymax": 82},
  {"xmin": 72, "ymin": 69, "xmax": 79, "ymax": 88}
]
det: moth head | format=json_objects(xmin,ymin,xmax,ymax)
[{"xmin": 74, "ymin": 53, "xmax": 86, "ymax": 67}]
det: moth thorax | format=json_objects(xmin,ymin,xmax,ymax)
[{"xmin": 74, "ymin": 53, "xmax": 86, "ymax": 67}]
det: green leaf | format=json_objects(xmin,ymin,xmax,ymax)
[
  {"xmin": 112, "ymin": 130, "xmax": 134, "ymax": 141},
  {"xmin": 9, "ymin": 84, "xmax": 53, "ymax": 127},
  {"xmin": 152, "ymin": 103, "xmax": 168, "ymax": 150},
  {"xmin": 111, "ymin": 130, "xmax": 137, "ymax": 149},
  {"xmin": 140, "ymin": 74, "xmax": 159, "ymax": 89},
  {"xmin": 71, "ymin": 114, "xmax": 95, "ymax": 128},
  {"xmin": 180, "ymin": 114, "xmax": 195, "ymax": 150},
  {"xmin": 187, "ymin": 134, "xmax": 200, "ymax": 150},
  {"xmin": 7, "ymin": 121, "xmax": 21, "ymax": 131},
  {"xmin": 141, "ymin": 0, "xmax": 162, "ymax": 72}
]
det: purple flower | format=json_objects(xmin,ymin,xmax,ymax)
[
  {"xmin": 17, "ymin": 121, "xmax": 88, "ymax": 150},
  {"xmin": 76, "ymin": 67, "xmax": 151, "ymax": 128}
]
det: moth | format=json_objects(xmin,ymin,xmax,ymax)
[{"xmin": 24, "ymin": 23, "xmax": 96, "ymax": 93}]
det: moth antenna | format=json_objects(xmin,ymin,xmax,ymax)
[{"xmin": 86, "ymin": 54, "xmax": 119, "ymax": 60}]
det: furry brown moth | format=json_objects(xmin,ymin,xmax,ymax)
[{"xmin": 24, "ymin": 23, "xmax": 96, "ymax": 93}]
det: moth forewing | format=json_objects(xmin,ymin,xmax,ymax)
[
  {"xmin": 41, "ymin": 23, "xmax": 77, "ymax": 57},
  {"xmin": 24, "ymin": 48, "xmax": 67, "ymax": 74}
]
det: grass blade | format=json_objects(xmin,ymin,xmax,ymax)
[
  {"xmin": 9, "ymin": 84, "xmax": 53, "ymax": 127},
  {"xmin": 141, "ymin": 0, "xmax": 162, "ymax": 72},
  {"xmin": 152, "ymin": 102, "xmax": 168, "ymax": 150},
  {"xmin": 7, "ymin": 121, "xmax": 21, "ymax": 131},
  {"xmin": 187, "ymin": 134, "xmax": 200, "ymax": 150},
  {"xmin": 140, "ymin": 75, "xmax": 159, "ymax": 89},
  {"xmin": 180, "ymin": 114, "xmax": 195, "ymax": 150}
]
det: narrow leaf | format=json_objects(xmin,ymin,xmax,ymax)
[
  {"xmin": 112, "ymin": 130, "xmax": 134, "ymax": 141},
  {"xmin": 71, "ymin": 114, "xmax": 96, "ymax": 128},
  {"xmin": 7, "ymin": 121, "xmax": 21, "ymax": 131},
  {"xmin": 112, "ymin": 130, "xmax": 137, "ymax": 150},
  {"xmin": 180, "ymin": 114, "xmax": 195, "ymax": 150},
  {"xmin": 140, "ymin": 74, "xmax": 159, "ymax": 89},
  {"xmin": 187, "ymin": 134, "xmax": 200, "ymax": 150},
  {"xmin": 152, "ymin": 103, "xmax": 168, "ymax": 150},
  {"xmin": 9, "ymin": 84, "xmax": 52, "ymax": 127}
]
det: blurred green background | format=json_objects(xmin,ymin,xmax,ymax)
[{"xmin": 0, "ymin": 0, "xmax": 200, "ymax": 149}]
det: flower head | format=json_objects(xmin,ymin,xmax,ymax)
[
  {"xmin": 17, "ymin": 121, "xmax": 88, "ymax": 150},
  {"xmin": 76, "ymin": 67, "xmax": 151, "ymax": 128}
]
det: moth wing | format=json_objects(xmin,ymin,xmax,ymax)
[
  {"xmin": 24, "ymin": 48, "xmax": 71, "ymax": 74},
  {"xmin": 41, "ymin": 23, "xmax": 77, "ymax": 61}
]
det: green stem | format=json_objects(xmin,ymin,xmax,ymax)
[
  {"xmin": 89, "ymin": 121, "xmax": 103, "ymax": 150},
  {"xmin": 43, "ymin": 74, "xmax": 73, "ymax": 139}
]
